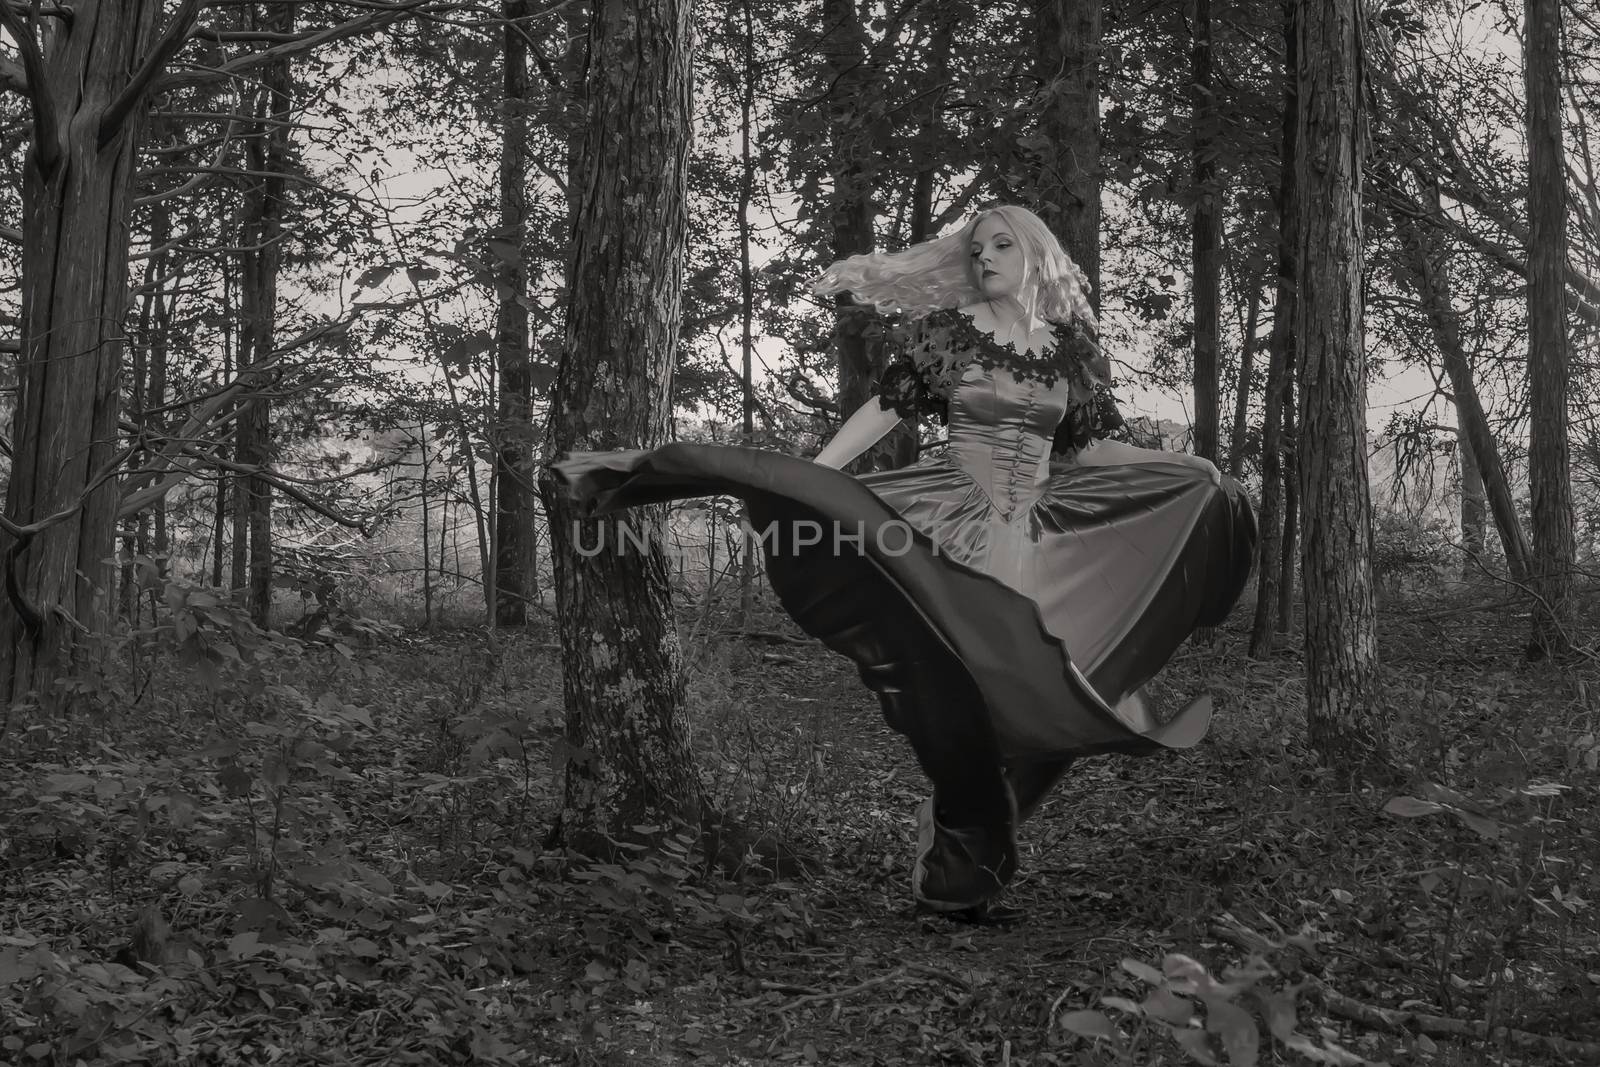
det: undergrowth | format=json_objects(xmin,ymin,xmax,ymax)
[{"xmin": 1, "ymin": 577, "xmax": 1596, "ymax": 1065}]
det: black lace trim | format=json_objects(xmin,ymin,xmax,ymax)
[
  {"xmin": 871, "ymin": 306, "xmax": 1128, "ymax": 449},
  {"xmin": 931, "ymin": 308, "xmax": 1074, "ymax": 388}
]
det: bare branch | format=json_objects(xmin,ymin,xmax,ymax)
[
  {"xmin": 99, "ymin": 0, "xmax": 203, "ymax": 146},
  {"xmin": 162, "ymin": 0, "xmax": 439, "ymax": 92}
]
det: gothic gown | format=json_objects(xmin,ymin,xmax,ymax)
[{"xmin": 545, "ymin": 306, "xmax": 1257, "ymax": 912}]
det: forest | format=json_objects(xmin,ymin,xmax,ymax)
[{"xmin": 0, "ymin": 0, "xmax": 1598, "ymax": 1063}]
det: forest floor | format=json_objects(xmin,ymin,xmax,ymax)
[{"xmin": 2, "ymin": 582, "xmax": 1599, "ymax": 1066}]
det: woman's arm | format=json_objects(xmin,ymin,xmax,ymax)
[
  {"xmin": 1073, "ymin": 438, "xmax": 1223, "ymax": 485},
  {"xmin": 814, "ymin": 398, "xmax": 904, "ymax": 469}
]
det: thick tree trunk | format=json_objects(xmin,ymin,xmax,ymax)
[
  {"xmin": 1033, "ymin": 0, "xmax": 1101, "ymax": 311},
  {"xmin": 1392, "ymin": 172, "xmax": 1531, "ymax": 580},
  {"xmin": 493, "ymin": 0, "xmax": 536, "ymax": 627},
  {"xmin": 1297, "ymin": 0, "xmax": 1382, "ymax": 767},
  {"xmin": 818, "ymin": 0, "xmax": 892, "ymax": 475},
  {"xmin": 1250, "ymin": 1, "xmax": 1298, "ymax": 659},
  {"xmin": 1035, "ymin": 0, "xmax": 1103, "ymax": 459},
  {"xmin": 1523, "ymin": 0, "xmax": 1574, "ymax": 656},
  {"xmin": 1190, "ymin": 0, "xmax": 1221, "ymax": 464},
  {"xmin": 539, "ymin": 0, "xmax": 703, "ymax": 840},
  {"xmin": 0, "ymin": 1, "xmax": 173, "ymax": 702}
]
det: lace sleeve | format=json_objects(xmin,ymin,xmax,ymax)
[
  {"xmin": 873, "ymin": 315, "xmax": 952, "ymax": 426},
  {"xmin": 1052, "ymin": 317, "xmax": 1129, "ymax": 455}
]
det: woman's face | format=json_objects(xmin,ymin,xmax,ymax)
[{"xmin": 969, "ymin": 215, "xmax": 1027, "ymax": 301}]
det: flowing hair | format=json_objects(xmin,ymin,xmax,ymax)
[{"xmin": 807, "ymin": 204, "xmax": 1098, "ymax": 329}]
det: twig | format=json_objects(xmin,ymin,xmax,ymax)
[
  {"xmin": 1208, "ymin": 920, "xmax": 1600, "ymax": 1061},
  {"xmin": 777, "ymin": 966, "xmax": 907, "ymax": 1011}
]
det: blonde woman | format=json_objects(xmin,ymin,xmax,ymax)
[{"xmin": 547, "ymin": 204, "xmax": 1255, "ymax": 923}]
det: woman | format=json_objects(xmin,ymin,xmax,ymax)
[{"xmin": 546, "ymin": 204, "xmax": 1256, "ymax": 923}]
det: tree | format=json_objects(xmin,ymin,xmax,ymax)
[
  {"xmin": 1249, "ymin": 0, "xmax": 1299, "ymax": 659},
  {"xmin": 1297, "ymin": 0, "xmax": 1382, "ymax": 765},
  {"xmin": 492, "ymin": 0, "xmax": 537, "ymax": 627},
  {"xmin": 236, "ymin": 1, "xmax": 298, "ymax": 627},
  {"xmin": 539, "ymin": 0, "xmax": 704, "ymax": 840},
  {"xmin": 815, "ymin": 0, "xmax": 892, "ymax": 475},
  {"xmin": 1033, "ymin": 0, "xmax": 1102, "ymax": 316},
  {"xmin": 1523, "ymin": 0, "xmax": 1574, "ymax": 656},
  {"xmin": 0, "ymin": 0, "xmax": 439, "ymax": 701},
  {"xmin": 0, "ymin": 0, "xmax": 202, "ymax": 702},
  {"xmin": 1387, "ymin": 169, "xmax": 1532, "ymax": 580},
  {"xmin": 1190, "ymin": 0, "xmax": 1221, "ymax": 464}
]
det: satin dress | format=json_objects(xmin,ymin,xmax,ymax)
[{"xmin": 546, "ymin": 306, "xmax": 1256, "ymax": 912}]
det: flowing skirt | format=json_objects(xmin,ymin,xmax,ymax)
[{"xmin": 545, "ymin": 442, "xmax": 1256, "ymax": 908}]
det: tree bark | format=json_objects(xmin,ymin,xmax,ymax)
[
  {"xmin": 1190, "ymin": 0, "xmax": 1221, "ymax": 464},
  {"xmin": 1035, "ymin": 0, "xmax": 1103, "ymax": 459},
  {"xmin": 1228, "ymin": 282, "xmax": 1261, "ymax": 478},
  {"xmin": 1297, "ymin": 0, "xmax": 1382, "ymax": 766},
  {"xmin": 236, "ymin": 1, "xmax": 296, "ymax": 628},
  {"xmin": 1250, "ymin": 0, "xmax": 1298, "ymax": 659},
  {"xmin": 0, "ymin": 0, "xmax": 179, "ymax": 702},
  {"xmin": 1033, "ymin": 0, "xmax": 1102, "ymax": 310},
  {"xmin": 1458, "ymin": 426, "xmax": 1486, "ymax": 570},
  {"xmin": 493, "ymin": 0, "xmax": 536, "ymax": 627},
  {"xmin": 539, "ymin": 0, "xmax": 703, "ymax": 840},
  {"xmin": 1523, "ymin": 0, "xmax": 1574, "ymax": 656},
  {"xmin": 817, "ymin": 0, "xmax": 891, "ymax": 475}
]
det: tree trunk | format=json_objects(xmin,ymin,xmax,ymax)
[
  {"xmin": 1297, "ymin": 0, "xmax": 1382, "ymax": 766},
  {"xmin": 0, "ymin": 0, "xmax": 175, "ymax": 702},
  {"xmin": 1523, "ymin": 0, "xmax": 1574, "ymax": 656},
  {"xmin": 1228, "ymin": 283, "xmax": 1261, "ymax": 478},
  {"xmin": 539, "ymin": 0, "xmax": 703, "ymax": 841},
  {"xmin": 1250, "ymin": 0, "xmax": 1298, "ymax": 659},
  {"xmin": 737, "ymin": 0, "xmax": 758, "ymax": 623},
  {"xmin": 493, "ymin": 0, "xmax": 536, "ymax": 627},
  {"xmin": 1458, "ymin": 426, "xmax": 1486, "ymax": 570},
  {"xmin": 1277, "ymin": 383, "xmax": 1297, "ymax": 635},
  {"xmin": 236, "ymin": 1, "xmax": 296, "ymax": 628},
  {"xmin": 1033, "ymin": 0, "xmax": 1102, "ymax": 312},
  {"xmin": 1391, "ymin": 171, "xmax": 1531, "ymax": 580},
  {"xmin": 1190, "ymin": 0, "xmax": 1221, "ymax": 464},
  {"xmin": 1035, "ymin": 0, "xmax": 1103, "ymax": 460},
  {"xmin": 818, "ymin": 0, "xmax": 890, "ymax": 475}
]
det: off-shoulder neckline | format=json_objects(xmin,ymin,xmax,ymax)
[{"xmin": 927, "ymin": 306, "xmax": 1063, "ymax": 360}]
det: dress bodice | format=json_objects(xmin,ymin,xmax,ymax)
[
  {"xmin": 947, "ymin": 361, "xmax": 1071, "ymax": 519},
  {"xmin": 872, "ymin": 306, "xmax": 1126, "ymax": 479}
]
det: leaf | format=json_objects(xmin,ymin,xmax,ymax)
[
  {"xmin": 227, "ymin": 932, "xmax": 261, "ymax": 959},
  {"xmin": 1253, "ymin": 988, "xmax": 1298, "ymax": 1043},
  {"xmin": 1142, "ymin": 986, "xmax": 1195, "ymax": 1025},
  {"xmin": 1100, "ymin": 995, "xmax": 1143, "ymax": 1014},
  {"xmin": 1122, "ymin": 957, "xmax": 1166, "ymax": 985},
  {"xmin": 1451, "ymin": 809, "xmax": 1502, "ymax": 838},
  {"xmin": 1058, "ymin": 1009, "xmax": 1116, "ymax": 1039},
  {"xmin": 354, "ymin": 265, "xmax": 394, "ymax": 290},
  {"xmin": 406, "ymin": 265, "xmax": 440, "ymax": 285},
  {"xmin": 1169, "ymin": 1025, "xmax": 1221, "ymax": 1065},
  {"xmin": 1206, "ymin": 999, "xmax": 1259, "ymax": 1066},
  {"xmin": 1383, "ymin": 796, "xmax": 1446, "ymax": 817}
]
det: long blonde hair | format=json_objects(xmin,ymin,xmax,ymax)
[{"xmin": 807, "ymin": 204, "xmax": 1098, "ymax": 329}]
